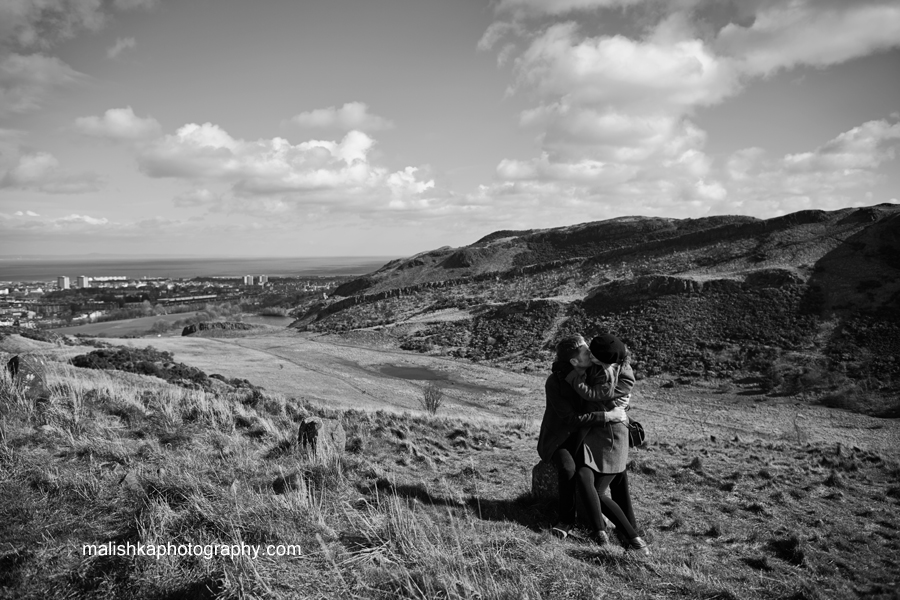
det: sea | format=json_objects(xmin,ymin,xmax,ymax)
[{"xmin": 0, "ymin": 256, "xmax": 397, "ymax": 283}]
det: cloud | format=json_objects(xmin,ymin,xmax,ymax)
[
  {"xmin": 494, "ymin": 0, "xmax": 648, "ymax": 18},
  {"xmin": 0, "ymin": 0, "xmax": 106, "ymax": 50},
  {"xmin": 139, "ymin": 124, "xmax": 384, "ymax": 193},
  {"xmin": 0, "ymin": 0, "xmax": 155, "ymax": 50},
  {"xmin": 721, "ymin": 118, "xmax": 900, "ymax": 215},
  {"xmin": 0, "ymin": 151, "xmax": 103, "ymax": 194},
  {"xmin": 75, "ymin": 106, "xmax": 160, "ymax": 140},
  {"xmin": 173, "ymin": 187, "xmax": 218, "ymax": 207},
  {"xmin": 0, "ymin": 53, "xmax": 83, "ymax": 116},
  {"xmin": 481, "ymin": 19, "xmax": 735, "ymax": 218},
  {"xmin": 715, "ymin": 1, "xmax": 900, "ymax": 76},
  {"xmin": 477, "ymin": 21, "xmax": 523, "ymax": 51},
  {"xmin": 782, "ymin": 120, "xmax": 900, "ymax": 173},
  {"xmin": 289, "ymin": 102, "xmax": 394, "ymax": 131},
  {"xmin": 133, "ymin": 121, "xmax": 456, "ymax": 221},
  {"xmin": 57, "ymin": 213, "xmax": 109, "ymax": 226},
  {"xmin": 13, "ymin": 210, "xmax": 40, "ymax": 216},
  {"xmin": 474, "ymin": 0, "xmax": 900, "ymax": 223},
  {"xmin": 106, "ymin": 36, "xmax": 135, "ymax": 59},
  {"xmin": 514, "ymin": 23, "xmax": 739, "ymax": 112}
]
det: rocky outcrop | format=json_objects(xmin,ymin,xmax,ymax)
[
  {"xmin": 333, "ymin": 277, "xmax": 375, "ymax": 297},
  {"xmin": 181, "ymin": 322, "xmax": 259, "ymax": 336},
  {"xmin": 297, "ymin": 416, "xmax": 346, "ymax": 456},
  {"xmin": 585, "ymin": 270, "xmax": 805, "ymax": 306}
]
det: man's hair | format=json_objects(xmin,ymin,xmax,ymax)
[{"xmin": 555, "ymin": 335, "xmax": 586, "ymax": 364}]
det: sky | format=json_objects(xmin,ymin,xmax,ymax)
[{"xmin": 0, "ymin": 0, "xmax": 898, "ymax": 257}]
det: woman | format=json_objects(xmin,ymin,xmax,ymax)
[{"xmin": 537, "ymin": 334, "xmax": 650, "ymax": 555}]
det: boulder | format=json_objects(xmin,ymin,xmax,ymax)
[
  {"xmin": 272, "ymin": 472, "xmax": 303, "ymax": 494},
  {"xmin": 15, "ymin": 355, "xmax": 50, "ymax": 401},
  {"xmin": 531, "ymin": 461, "xmax": 558, "ymax": 500},
  {"xmin": 6, "ymin": 355, "xmax": 19, "ymax": 377},
  {"xmin": 297, "ymin": 416, "xmax": 346, "ymax": 456},
  {"xmin": 532, "ymin": 460, "xmax": 615, "ymax": 530}
]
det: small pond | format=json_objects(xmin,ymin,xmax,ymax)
[
  {"xmin": 241, "ymin": 315, "xmax": 295, "ymax": 327},
  {"xmin": 378, "ymin": 364, "xmax": 448, "ymax": 381}
]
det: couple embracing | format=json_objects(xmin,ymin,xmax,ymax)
[{"xmin": 537, "ymin": 333, "xmax": 651, "ymax": 555}]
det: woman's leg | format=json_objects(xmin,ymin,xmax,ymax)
[
  {"xmin": 608, "ymin": 471, "xmax": 637, "ymax": 531},
  {"xmin": 594, "ymin": 474, "xmax": 638, "ymax": 540},
  {"xmin": 575, "ymin": 467, "xmax": 607, "ymax": 533},
  {"xmin": 552, "ymin": 449, "xmax": 577, "ymax": 524}
]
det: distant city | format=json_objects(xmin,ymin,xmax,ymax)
[{"xmin": 0, "ymin": 272, "xmax": 339, "ymax": 329}]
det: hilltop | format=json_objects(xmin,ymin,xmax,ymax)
[{"xmin": 298, "ymin": 204, "xmax": 900, "ymax": 415}]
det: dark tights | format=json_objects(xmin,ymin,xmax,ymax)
[{"xmin": 552, "ymin": 449, "xmax": 638, "ymax": 539}]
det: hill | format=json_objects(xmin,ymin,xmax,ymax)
[
  {"xmin": 299, "ymin": 204, "xmax": 900, "ymax": 415},
  {"xmin": 1, "ymin": 337, "xmax": 899, "ymax": 599}
]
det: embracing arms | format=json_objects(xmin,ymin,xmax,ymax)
[
  {"xmin": 544, "ymin": 374, "xmax": 626, "ymax": 427},
  {"xmin": 565, "ymin": 364, "xmax": 635, "ymax": 404}
]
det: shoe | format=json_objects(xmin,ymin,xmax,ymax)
[
  {"xmin": 590, "ymin": 530, "xmax": 610, "ymax": 546},
  {"xmin": 626, "ymin": 537, "xmax": 651, "ymax": 556},
  {"xmin": 551, "ymin": 522, "xmax": 574, "ymax": 539}
]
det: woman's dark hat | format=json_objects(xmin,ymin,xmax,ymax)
[{"xmin": 589, "ymin": 333, "xmax": 627, "ymax": 364}]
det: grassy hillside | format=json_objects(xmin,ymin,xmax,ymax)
[{"xmin": 2, "ymin": 345, "xmax": 899, "ymax": 599}]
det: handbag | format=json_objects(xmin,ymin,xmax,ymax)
[{"xmin": 627, "ymin": 419, "xmax": 646, "ymax": 448}]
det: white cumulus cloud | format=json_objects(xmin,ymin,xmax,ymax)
[
  {"xmin": 289, "ymin": 102, "xmax": 394, "ymax": 131},
  {"xmin": 475, "ymin": 0, "xmax": 900, "ymax": 222},
  {"xmin": 723, "ymin": 118, "xmax": 900, "ymax": 215},
  {"xmin": 75, "ymin": 106, "xmax": 161, "ymax": 140},
  {"xmin": 135, "ymin": 121, "xmax": 452, "ymax": 220},
  {"xmin": 514, "ymin": 23, "xmax": 740, "ymax": 112},
  {"xmin": 0, "ymin": 151, "xmax": 103, "ymax": 194},
  {"xmin": 58, "ymin": 213, "xmax": 109, "ymax": 226}
]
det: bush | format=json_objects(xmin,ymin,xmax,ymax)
[
  {"xmin": 70, "ymin": 346, "xmax": 209, "ymax": 388},
  {"xmin": 418, "ymin": 382, "xmax": 444, "ymax": 415}
]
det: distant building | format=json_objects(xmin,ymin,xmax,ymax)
[
  {"xmin": 253, "ymin": 275, "xmax": 268, "ymax": 286},
  {"xmin": 243, "ymin": 275, "xmax": 254, "ymax": 285},
  {"xmin": 77, "ymin": 276, "xmax": 91, "ymax": 288},
  {"xmin": 58, "ymin": 276, "xmax": 70, "ymax": 290}
]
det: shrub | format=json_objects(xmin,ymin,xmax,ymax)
[
  {"xmin": 418, "ymin": 382, "xmax": 444, "ymax": 415},
  {"xmin": 70, "ymin": 346, "xmax": 209, "ymax": 388}
]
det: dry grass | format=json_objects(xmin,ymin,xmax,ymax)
[{"xmin": 1, "ymin": 352, "xmax": 899, "ymax": 599}]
